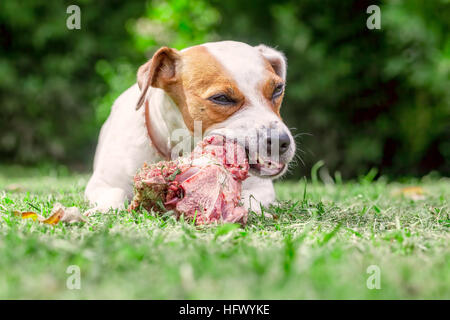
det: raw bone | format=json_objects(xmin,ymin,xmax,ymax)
[{"xmin": 129, "ymin": 135, "xmax": 249, "ymax": 225}]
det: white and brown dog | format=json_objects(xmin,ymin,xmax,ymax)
[{"xmin": 85, "ymin": 41, "xmax": 295, "ymax": 213}]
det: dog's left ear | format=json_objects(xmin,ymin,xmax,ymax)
[
  {"xmin": 136, "ymin": 47, "xmax": 181, "ymax": 110},
  {"xmin": 255, "ymin": 44, "xmax": 287, "ymax": 81}
]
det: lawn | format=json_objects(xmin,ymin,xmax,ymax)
[{"xmin": 0, "ymin": 165, "xmax": 448, "ymax": 299}]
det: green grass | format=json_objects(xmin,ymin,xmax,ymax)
[{"xmin": 0, "ymin": 165, "xmax": 449, "ymax": 299}]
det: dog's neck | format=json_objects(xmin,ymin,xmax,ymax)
[{"xmin": 144, "ymin": 88, "xmax": 191, "ymax": 159}]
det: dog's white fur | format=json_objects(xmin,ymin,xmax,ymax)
[{"xmin": 85, "ymin": 41, "xmax": 295, "ymax": 213}]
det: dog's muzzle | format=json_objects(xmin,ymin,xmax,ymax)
[
  {"xmin": 245, "ymin": 128, "xmax": 293, "ymax": 177},
  {"xmin": 207, "ymin": 126, "xmax": 295, "ymax": 178}
]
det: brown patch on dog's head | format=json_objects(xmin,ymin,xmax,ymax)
[
  {"xmin": 176, "ymin": 46, "xmax": 245, "ymax": 132},
  {"xmin": 261, "ymin": 62, "xmax": 284, "ymax": 117},
  {"xmin": 257, "ymin": 45, "xmax": 287, "ymax": 118},
  {"xmin": 136, "ymin": 45, "xmax": 245, "ymax": 132}
]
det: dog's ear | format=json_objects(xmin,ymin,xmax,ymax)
[
  {"xmin": 255, "ymin": 44, "xmax": 287, "ymax": 81},
  {"xmin": 136, "ymin": 47, "xmax": 181, "ymax": 110}
]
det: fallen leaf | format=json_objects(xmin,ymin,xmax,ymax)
[
  {"xmin": 5, "ymin": 184, "xmax": 25, "ymax": 192},
  {"xmin": 16, "ymin": 210, "xmax": 49, "ymax": 223},
  {"xmin": 42, "ymin": 206, "xmax": 64, "ymax": 225},
  {"xmin": 15, "ymin": 203, "xmax": 86, "ymax": 225},
  {"xmin": 393, "ymin": 186, "xmax": 426, "ymax": 201},
  {"xmin": 53, "ymin": 203, "xmax": 86, "ymax": 223},
  {"xmin": 17, "ymin": 211, "xmax": 39, "ymax": 221}
]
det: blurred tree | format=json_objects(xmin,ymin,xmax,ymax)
[{"xmin": 0, "ymin": 0, "xmax": 146, "ymax": 166}]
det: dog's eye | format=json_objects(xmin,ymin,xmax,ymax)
[
  {"xmin": 208, "ymin": 94, "xmax": 236, "ymax": 106},
  {"xmin": 272, "ymin": 84, "xmax": 284, "ymax": 100}
]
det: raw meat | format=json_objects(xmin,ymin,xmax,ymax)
[{"xmin": 129, "ymin": 135, "xmax": 249, "ymax": 225}]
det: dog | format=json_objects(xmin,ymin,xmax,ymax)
[{"xmin": 85, "ymin": 41, "xmax": 295, "ymax": 213}]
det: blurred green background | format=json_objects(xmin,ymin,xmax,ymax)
[{"xmin": 1, "ymin": 0, "xmax": 449, "ymax": 179}]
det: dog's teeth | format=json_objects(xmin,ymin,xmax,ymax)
[{"xmin": 257, "ymin": 155, "xmax": 264, "ymax": 165}]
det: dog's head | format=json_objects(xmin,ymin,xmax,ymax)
[{"xmin": 136, "ymin": 41, "xmax": 295, "ymax": 178}]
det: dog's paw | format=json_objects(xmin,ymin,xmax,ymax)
[{"xmin": 84, "ymin": 187, "xmax": 128, "ymax": 216}]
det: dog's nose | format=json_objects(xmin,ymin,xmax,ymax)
[
  {"xmin": 266, "ymin": 131, "xmax": 291, "ymax": 156},
  {"xmin": 278, "ymin": 132, "xmax": 291, "ymax": 155}
]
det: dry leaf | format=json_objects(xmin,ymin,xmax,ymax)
[
  {"xmin": 15, "ymin": 203, "xmax": 86, "ymax": 225},
  {"xmin": 393, "ymin": 186, "xmax": 426, "ymax": 201},
  {"xmin": 5, "ymin": 184, "xmax": 25, "ymax": 192},
  {"xmin": 52, "ymin": 203, "xmax": 86, "ymax": 223},
  {"xmin": 16, "ymin": 211, "xmax": 39, "ymax": 221},
  {"xmin": 42, "ymin": 205, "xmax": 64, "ymax": 225}
]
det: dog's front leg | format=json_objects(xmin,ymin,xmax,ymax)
[
  {"xmin": 84, "ymin": 176, "xmax": 131, "ymax": 215},
  {"xmin": 241, "ymin": 175, "xmax": 275, "ymax": 214}
]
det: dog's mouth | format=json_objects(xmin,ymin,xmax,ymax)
[
  {"xmin": 204, "ymin": 132, "xmax": 287, "ymax": 177},
  {"xmin": 245, "ymin": 148, "xmax": 286, "ymax": 177}
]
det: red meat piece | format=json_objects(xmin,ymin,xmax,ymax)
[{"xmin": 129, "ymin": 135, "xmax": 249, "ymax": 225}]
